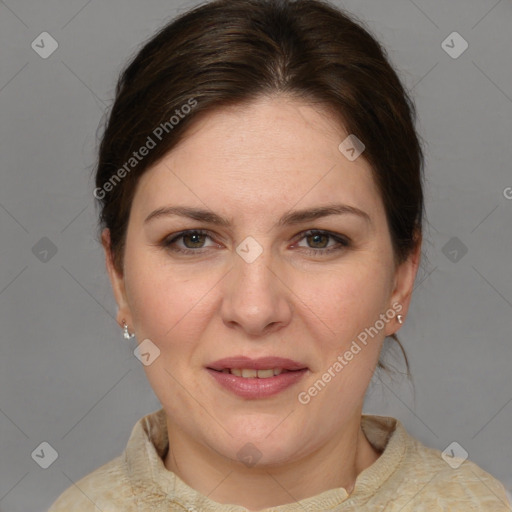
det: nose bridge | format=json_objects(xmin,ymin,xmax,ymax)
[
  {"xmin": 221, "ymin": 235, "xmax": 291, "ymax": 334},
  {"xmin": 233, "ymin": 235, "xmax": 277, "ymax": 305},
  {"xmin": 235, "ymin": 240, "xmax": 273, "ymax": 290}
]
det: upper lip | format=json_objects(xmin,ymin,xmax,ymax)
[{"xmin": 207, "ymin": 356, "xmax": 307, "ymax": 371}]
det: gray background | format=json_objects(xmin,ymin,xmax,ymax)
[{"xmin": 0, "ymin": 0, "xmax": 511, "ymax": 510}]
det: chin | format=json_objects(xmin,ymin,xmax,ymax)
[{"xmin": 212, "ymin": 420, "xmax": 307, "ymax": 467}]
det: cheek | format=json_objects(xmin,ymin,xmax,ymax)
[
  {"xmin": 297, "ymin": 261, "xmax": 391, "ymax": 347},
  {"xmin": 124, "ymin": 253, "xmax": 217, "ymax": 350}
]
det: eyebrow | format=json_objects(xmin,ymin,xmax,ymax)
[{"xmin": 144, "ymin": 203, "xmax": 371, "ymax": 228}]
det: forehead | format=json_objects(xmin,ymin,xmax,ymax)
[{"xmin": 131, "ymin": 95, "xmax": 384, "ymax": 225}]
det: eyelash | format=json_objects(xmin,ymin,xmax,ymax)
[{"xmin": 161, "ymin": 229, "xmax": 350, "ymax": 256}]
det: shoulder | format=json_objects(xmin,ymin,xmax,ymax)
[
  {"xmin": 396, "ymin": 430, "xmax": 511, "ymax": 510},
  {"xmin": 47, "ymin": 408, "xmax": 172, "ymax": 511},
  {"xmin": 47, "ymin": 455, "xmax": 136, "ymax": 512},
  {"xmin": 361, "ymin": 415, "xmax": 510, "ymax": 510}
]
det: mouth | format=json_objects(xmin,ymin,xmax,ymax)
[{"xmin": 205, "ymin": 356, "xmax": 309, "ymax": 399}]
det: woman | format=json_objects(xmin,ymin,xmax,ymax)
[{"xmin": 48, "ymin": 0, "xmax": 510, "ymax": 510}]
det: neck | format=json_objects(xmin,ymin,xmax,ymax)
[{"xmin": 163, "ymin": 412, "xmax": 381, "ymax": 510}]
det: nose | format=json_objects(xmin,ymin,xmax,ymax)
[{"xmin": 220, "ymin": 245, "xmax": 293, "ymax": 337}]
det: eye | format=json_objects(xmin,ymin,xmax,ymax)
[
  {"xmin": 161, "ymin": 230, "xmax": 216, "ymax": 254},
  {"xmin": 294, "ymin": 229, "xmax": 350, "ymax": 256}
]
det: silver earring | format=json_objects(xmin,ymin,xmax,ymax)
[
  {"xmin": 397, "ymin": 314, "xmax": 404, "ymax": 325},
  {"xmin": 122, "ymin": 319, "xmax": 135, "ymax": 339}
]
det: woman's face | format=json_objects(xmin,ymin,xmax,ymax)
[{"xmin": 104, "ymin": 94, "xmax": 419, "ymax": 466}]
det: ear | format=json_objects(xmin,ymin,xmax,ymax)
[
  {"xmin": 101, "ymin": 228, "xmax": 133, "ymax": 330},
  {"xmin": 384, "ymin": 231, "xmax": 422, "ymax": 336}
]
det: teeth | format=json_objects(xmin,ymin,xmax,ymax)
[
  {"xmin": 256, "ymin": 369, "xmax": 274, "ymax": 378},
  {"xmin": 227, "ymin": 368, "xmax": 285, "ymax": 378}
]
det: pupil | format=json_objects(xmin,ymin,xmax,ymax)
[
  {"xmin": 186, "ymin": 233, "xmax": 204, "ymax": 248},
  {"xmin": 310, "ymin": 234, "xmax": 327, "ymax": 248}
]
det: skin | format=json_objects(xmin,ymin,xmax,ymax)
[{"xmin": 102, "ymin": 94, "xmax": 421, "ymax": 510}]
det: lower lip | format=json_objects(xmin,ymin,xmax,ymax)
[{"xmin": 206, "ymin": 368, "xmax": 308, "ymax": 399}]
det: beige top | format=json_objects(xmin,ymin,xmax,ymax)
[{"xmin": 48, "ymin": 408, "xmax": 510, "ymax": 511}]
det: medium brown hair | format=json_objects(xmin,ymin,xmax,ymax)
[{"xmin": 94, "ymin": 0, "xmax": 425, "ymax": 375}]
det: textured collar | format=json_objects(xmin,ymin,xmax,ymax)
[{"xmin": 124, "ymin": 408, "xmax": 407, "ymax": 511}]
